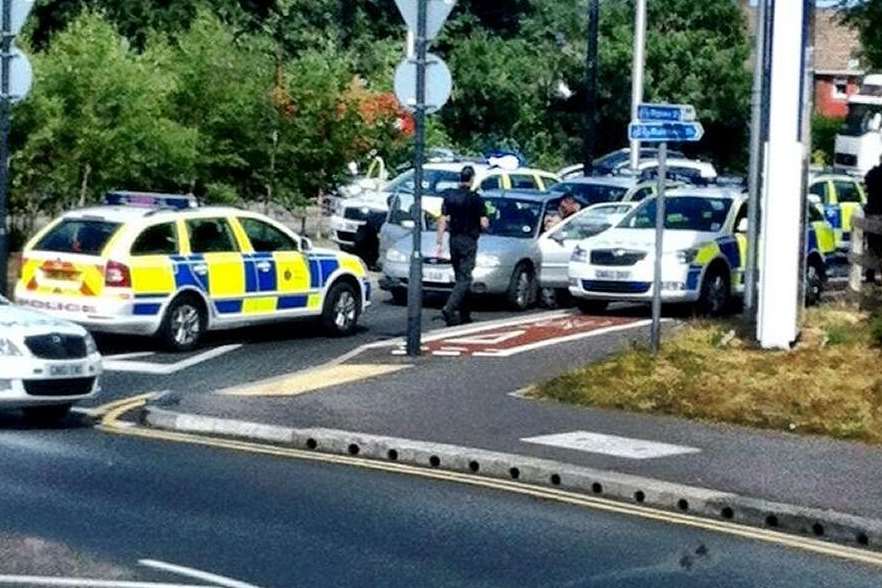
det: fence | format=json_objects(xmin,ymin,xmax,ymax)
[{"xmin": 848, "ymin": 210, "xmax": 882, "ymax": 308}]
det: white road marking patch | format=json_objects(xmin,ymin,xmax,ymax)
[
  {"xmin": 104, "ymin": 345, "xmax": 241, "ymax": 375},
  {"xmin": 482, "ymin": 320, "xmax": 656, "ymax": 357},
  {"xmin": 139, "ymin": 560, "xmax": 264, "ymax": 588},
  {"xmin": 431, "ymin": 350, "xmax": 461, "ymax": 357},
  {"xmin": 0, "ymin": 575, "xmax": 214, "ymax": 587},
  {"xmin": 104, "ymin": 351, "xmax": 156, "ymax": 361},
  {"xmin": 521, "ymin": 431, "xmax": 701, "ymax": 460},
  {"xmin": 444, "ymin": 331, "xmax": 526, "ymax": 346}
]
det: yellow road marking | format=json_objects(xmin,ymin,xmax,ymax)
[
  {"xmin": 219, "ymin": 364, "xmax": 408, "ymax": 397},
  {"xmin": 98, "ymin": 398, "xmax": 882, "ymax": 568},
  {"xmin": 86, "ymin": 392, "xmax": 159, "ymax": 417}
]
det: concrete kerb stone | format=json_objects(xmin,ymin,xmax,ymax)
[{"xmin": 141, "ymin": 405, "xmax": 882, "ymax": 552}]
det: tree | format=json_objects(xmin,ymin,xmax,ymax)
[
  {"xmin": 838, "ymin": 0, "xmax": 882, "ymax": 70},
  {"xmin": 11, "ymin": 13, "xmax": 196, "ymax": 223}
]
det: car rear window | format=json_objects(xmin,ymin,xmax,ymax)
[{"xmin": 34, "ymin": 219, "xmax": 122, "ymax": 256}]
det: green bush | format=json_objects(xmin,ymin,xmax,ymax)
[{"xmin": 812, "ymin": 115, "xmax": 845, "ymax": 166}]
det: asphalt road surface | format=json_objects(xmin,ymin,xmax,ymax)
[
  {"xmin": 0, "ymin": 418, "xmax": 878, "ymax": 587},
  {"xmin": 92, "ymin": 280, "xmax": 532, "ymax": 406}
]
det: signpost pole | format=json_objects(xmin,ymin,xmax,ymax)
[
  {"xmin": 650, "ymin": 142, "xmax": 667, "ymax": 355},
  {"xmin": 629, "ymin": 0, "xmax": 647, "ymax": 171},
  {"xmin": 405, "ymin": 0, "xmax": 428, "ymax": 357},
  {"xmin": 0, "ymin": 0, "xmax": 10, "ymax": 296}
]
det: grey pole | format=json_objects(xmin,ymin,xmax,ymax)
[
  {"xmin": 629, "ymin": 0, "xmax": 647, "ymax": 171},
  {"xmin": 650, "ymin": 142, "xmax": 667, "ymax": 355},
  {"xmin": 743, "ymin": 0, "xmax": 768, "ymax": 319},
  {"xmin": 0, "ymin": 0, "xmax": 10, "ymax": 296},
  {"xmin": 583, "ymin": 0, "xmax": 599, "ymax": 175},
  {"xmin": 405, "ymin": 0, "xmax": 427, "ymax": 357}
]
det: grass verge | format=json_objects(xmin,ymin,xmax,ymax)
[{"xmin": 534, "ymin": 304, "xmax": 882, "ymax": 443}]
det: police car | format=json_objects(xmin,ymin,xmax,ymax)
[
  {"xmin": 0, "ymin": 295, "xmax": 101, "ymax": 422},
  {"xmin": 809, "ymin": 172, "xmax": 866, "ymax": 250},
  {"xmin": 15, "ymin": 192, "xmax": 371, "ymax": 351},
  {"xmin": 568, "ymin": 188, "xmax": 836, "ymax": 314}
]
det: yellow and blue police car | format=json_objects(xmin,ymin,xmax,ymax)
[
  {"xmin": 568, "ymin": 188, "xmax": 837, "ymax": 315},
  {"xmin": 15, "ymin": 192, "xmax": 371, "ymax": 351},
  {"xmin": 809, "ymin": 172, "xmax": 866, "ymax": 251}
]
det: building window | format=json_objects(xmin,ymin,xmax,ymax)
[{"xmin": 833, "ymin": 78, "xmax": 848, "ymax": 99}]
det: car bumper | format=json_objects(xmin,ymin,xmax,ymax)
[
  {"xmin": 567, "ymin": 260, "xmax": 702, "ymax": 303},
  {"xmin": 329, "ymin": 216, "xmax": 366, "ymax": 247},
  {"xmin": 15, "ymin": 292, "xmax": 163, "ymax": 336},
  {"xmin": 380, "ymin": 260, "xmax": 512, "ymax": 294},
  {"xmin": 0, "ymin": 354, "xmax": 102, "ymax": 407}
]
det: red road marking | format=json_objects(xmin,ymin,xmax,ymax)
[{"xmin": 398, "ymin": 314, "xmax": 643, "ymax": 358}]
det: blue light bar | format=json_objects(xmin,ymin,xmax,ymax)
[{"xmin": 105, "ymin": 191, "xmax": 198, "ymax": 210}]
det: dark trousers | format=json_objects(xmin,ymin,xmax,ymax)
[{"xmin": 444, "ymin": 234, "xmax": 478, "ymax": 319}]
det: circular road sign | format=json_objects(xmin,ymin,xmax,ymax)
[
  {"xmin": 8, "ymin": 48, "xmax": 33, "ymax": 103},
  {"xmin": 394, "ymin": 53, "xmax": 452, "ymax": 115}
]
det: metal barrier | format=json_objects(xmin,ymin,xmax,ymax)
[{"xmin": 848, "ymin": 210, "xmax": 882, "ymax": 307}]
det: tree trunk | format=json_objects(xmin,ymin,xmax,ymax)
[{"xmin": 78, "ymin": 163, "xmax": 92, "ymax": 207}]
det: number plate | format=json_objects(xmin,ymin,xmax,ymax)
[
  {"xmin": 49, "ymin": 364, "xmax": 85, "ymax": 377},
  {"xmin": 341, "ymin": 221, "xmax": 360, "ymax": 232},
  {"xmin": 595, "ymin": 270, "xmax": 631, "ymax": 280},
  {"xmin": 425, "ymin": 268, "xmax": 453, "ymax": 283}
]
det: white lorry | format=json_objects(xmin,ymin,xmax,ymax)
[{"xmin": 834, "ymin": 74, "xmax": 882, "ymax": 176}]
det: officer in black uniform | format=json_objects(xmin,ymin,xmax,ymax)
[
  {"xmin": 865, "ymin": 155, "xmax": 882, "ymax": 282},
  {"xmin": 435, "ymin": 166, "xmax": 488, "ymax": 326}
]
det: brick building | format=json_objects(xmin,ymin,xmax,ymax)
[{"xmin": 813, "ymin": 8, "xmax": 863, "ymax": 119}]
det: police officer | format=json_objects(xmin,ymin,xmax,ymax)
[
  {"xmin": 435, "ymin": 166, "xmax": 488, "ymax": 326},
  {"xmin": 865, "ymin": 155, "xmax": 882, "ymax": 282}
]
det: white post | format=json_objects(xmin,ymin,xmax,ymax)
[
  {"xmin": 629, "ymin": 0, "xmax": 647, "ymax": 171},
  {"xmin": 757, "ymin": 0, "xmax": 808, "ymax": 349}
]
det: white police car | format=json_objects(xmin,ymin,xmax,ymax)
[{"xmin": 0, "ymin": 294, "xmax": 101, "ymax": 421}]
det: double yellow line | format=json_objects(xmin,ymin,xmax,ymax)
[{"xmin": 97, "ymin": 396, "xmax": 882, "ymax": 568}]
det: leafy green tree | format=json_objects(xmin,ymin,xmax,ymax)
[
  {"xmin": 838, "ymin": 0, "xmax": 882, "ymax": 70},
  {"xmin": 11, "ymin": 12, "xmax": 196, "ymax": 220}
]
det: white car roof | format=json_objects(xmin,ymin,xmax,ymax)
[
  {"xmin": 556, "ymin": 176, "xmax": 639, "ymax": 188},
  {"xmin": 61, "ymin": 205, "xmax": 247, "ymax": 225},
  {"xmin": 665, "ymin": 187, "xmax": 745, "ymax": 200}
]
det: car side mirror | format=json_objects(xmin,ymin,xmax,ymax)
[
  {"xmin": 301, "ymin": 237, "xmax": 313, "ymax": 252},
  {"xmin": 808, "ymin": 194, "xmax": 822, "ymax": 206},
  {"xmin": 736, "ymin": 218, "xmax": 749, "ymax": 233}
]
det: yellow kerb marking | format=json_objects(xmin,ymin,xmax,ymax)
[{"xmin": 220, "ymin": 364, "xmax": 407, "ymax": 397}]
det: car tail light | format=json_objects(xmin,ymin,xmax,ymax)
[{"xmin": 105, "ymin": 260, "xmax": 131, "ymax": 288}]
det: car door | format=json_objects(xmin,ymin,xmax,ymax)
[
  {"xmin": 128, "ymin": 222, "xmax": 179, "ymax": 314},
  {"xmin": 238, "ymin": 217, "xmax": 313, "ymax": 314},
  {"xmin": 539, "ymin": 214, "xmax": 609, "ymax": 288},
  {"xmin": 184, "ymin": 217, "xmax": 246, "ymax": 317},
  {"xmin": 831, "ymin": 179, "xmax": 866, "ymax": 247}
]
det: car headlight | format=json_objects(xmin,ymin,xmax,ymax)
[
  {"xmin": 476, "ymin": 254, "xmax": 502, "ymax": 268},
  {"xmin": 386, "ymin": 249, "xmax": 409, "ymax": 263},
  {"xmin": 84, "ymin": 332, "xmax": 98, "ymax": 355},
  {"xmin": 675, "ymin": 248, "xmax": 699, "ymax": 265},
  {"xmin": 571, "ymin": 246, "xmax": 589, "ymax": 263},
  {"xmin": 0, "ymin": 337, "xmax": 22, "ymax": 357}
]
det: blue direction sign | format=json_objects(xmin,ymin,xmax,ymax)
[
  {"xmin": 637, "ymin": 103, "xmax": 696, "ymax": 122},
  {"xmin": 628, "ymin": 121, "xmax": 704, "ymax": 143}
]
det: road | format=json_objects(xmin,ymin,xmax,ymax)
[
  {"xmin": 92, "ymin": 280, "xmax": 530, "ymax": 406},
  {"xmin": 0, "ymin": 416, "xmax": 879, "ymax": 587}
]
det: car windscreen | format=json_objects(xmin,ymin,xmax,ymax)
[
  {"xmin": 482, "ymin": 197, "xmax": 544, "ymax": 238},
  {"xmin": 34, "ymin": 219, "xmax": 122, "ymax": 256},
  {"xmin": 549, "ymin": 182, "xmax": 628, "ymax": 206},
  {"xmin": 618, "ymin": 197, "xmax": 732, "ymax": 232},
  {"xmin": 840, "ymin": 103, "xmax": 882, "ymax": 137},
  {"xmin": 385, "ymin": 169, "xmax": 461, "ymax": 195},
  {"xmin": 389, "ymin": 194, "xmax": 445, "ymax": 226}
]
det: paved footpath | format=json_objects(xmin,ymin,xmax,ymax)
[{"xmin": 140, "ymin": 309, "xmax": 882, "ymax": 541}]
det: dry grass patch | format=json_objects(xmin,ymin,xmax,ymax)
[{"xmin": 535, "ymin": 304, "xmax": 882, "ymax": 443}]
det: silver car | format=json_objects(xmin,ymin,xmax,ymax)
[
  {"xmin": 380, "ymin": 191, "xmax": 562, "ymax": 310},
  {"xmin": 538, "ymin": 201, "xmax": 639, "ymax": 292}
]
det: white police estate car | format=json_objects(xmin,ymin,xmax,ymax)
[{"xmin": 0, "ymin": 294, "xmax": 101, "ymax": 421}]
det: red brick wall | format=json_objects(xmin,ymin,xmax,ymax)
[{"xmin": 815, "ymin": 76, "xmax": 860, "ymax": 118}]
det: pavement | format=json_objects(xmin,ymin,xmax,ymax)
[
  {"xmin": 132, "ymin": 296, "xmax": 882, "ymax": 551},
  {"xmin": 2, "ymin": 425, "xmax": 879, "ymax": 587}
]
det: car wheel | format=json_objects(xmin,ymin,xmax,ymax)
[
  {"xmin": 391, "ymin": 288, "xmax": 408, "ymax": 306},
  {"xmin": 697, "ymin": 266, "xmax": 731, "ymax": 317},
  {"xmin": 506, "ymin": 264, "xmax": 535, "ymax": 311},
  {"xmin": 576, "ymin": 299, "xmax": 608, "ymax": 314},
  {"xmin": 322, "ymin": 281, "xmax": 360, "ymax": 336},
  {"xmin": 23, "ymin": 403, "xmax": 72, "ymax": 424},
  {"xmin": 805, "ymin": 260, "xmax": 825, "ymax": 307},
  {"xmin": 159, "ymin": 295, "xmax": 207, "ymax": 352}
]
